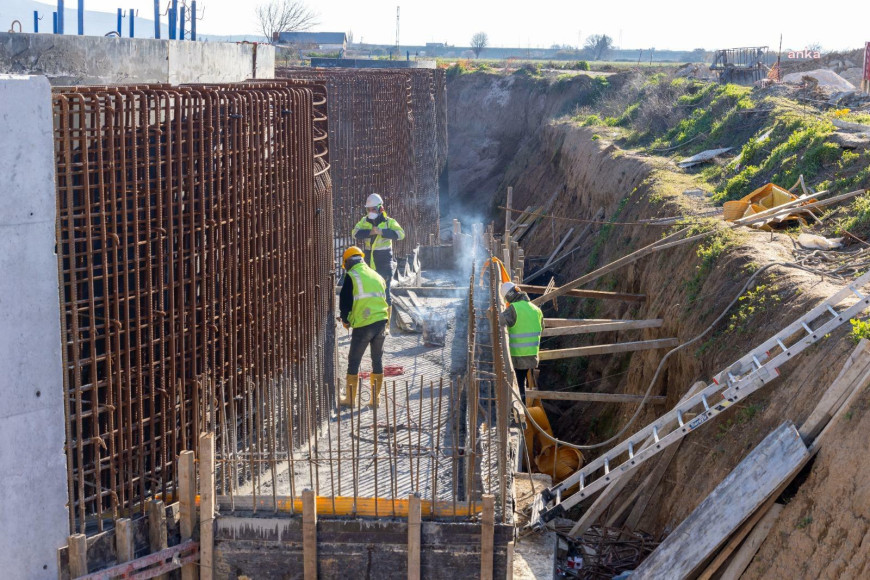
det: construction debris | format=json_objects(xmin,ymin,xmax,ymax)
[
  {"xmin": 677, "ymin": 147, "xmax": 733, "ymax": 168},
  {"xmin": 555, "ymin": 526, "xmax": 662, "ymax": 579},
  {"xmin": 782, "ymin": 68, "xmax": 857, "ymax": 90}
]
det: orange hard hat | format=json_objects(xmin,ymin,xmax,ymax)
[{"xmin": 342, "ymin": 246, "xmax": 364, "ymax": 268}]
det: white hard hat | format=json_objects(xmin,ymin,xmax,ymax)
[
  {"xmin": 365, "ymin": 193, "xmax": 384, "ymax": 208},
  {"xmin": 500, "ymin": 282, "xmax": 517, "ymax": 298}
]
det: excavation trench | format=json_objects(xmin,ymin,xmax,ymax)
[{"xmin": 448, "ymin": 71, "xmax": 869, "ymax": 563}]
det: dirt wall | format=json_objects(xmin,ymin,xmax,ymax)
[{"xmin": 447, "ymin": 71, "xmax": 869, "ymax": 575}]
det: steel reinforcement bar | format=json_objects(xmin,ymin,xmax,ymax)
[{"xmin": 53, "ymin": 82, "xmax": 334, "ymax": 533}]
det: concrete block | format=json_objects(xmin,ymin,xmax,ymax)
[{"xmin": 0, "ymin": 74, "xmax": 68, "ymax": 580}]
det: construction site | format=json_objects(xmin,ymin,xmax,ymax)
[{"xmin": 3, "ymin": 15, "xmax": 870, "ymax": 580}]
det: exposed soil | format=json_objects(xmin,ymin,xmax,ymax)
[{"xmin": 447, "ymin": 71, "xmax": 870, "ymax": 576}]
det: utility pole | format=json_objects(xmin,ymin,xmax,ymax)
[{"xmin": 395, "ymin": 6, "xmax": 400, "ymax": 60}]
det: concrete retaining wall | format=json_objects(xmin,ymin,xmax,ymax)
[
  {"xmin": 215, "ymin": 514, "xmax": 513, "ymax": 579},
  {"xmin": 0, "ymin": 74, "xmax": 68, "ymax": 579},
  {"xmin": 0, "ymin": 32, "xmax": 275, "ymax": 85}
]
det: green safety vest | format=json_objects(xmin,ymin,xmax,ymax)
[
  {"xmin": 347, "ymin": 262, "xmax": 389, "ymax": 328},
  {"xmin": 352, "ymin": 214, "xmax": 406, "ymax": 263},
  {"xmin": 508, "ymin": 300, "xmax": 544, "ymax": 357}
]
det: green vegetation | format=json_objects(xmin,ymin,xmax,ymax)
[
  {"xmin": 726, "ymin": 283, "xmax": 782, "ymax": 335},
  {"xmin": 850, "ymin": 318, "xmax": 870, "ymax": 344},
  {"xmin": 675, "ymin": 220, "xmax": 738, "ymax": 303},
  {"xmin": 835, "ymin": 193, "xmax": 870, "ymax": 235},
  {"xmin": 716, "ymin": 403, "xmax": 762, "ymax": 440},
  {"xmin": 796, "ymin": 516, "xmax": 813, "ymax": 529}
]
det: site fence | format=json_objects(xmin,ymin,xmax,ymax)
[{"xmin": 54, "ymin": 82, "xmax": 334, "ymax": 533}]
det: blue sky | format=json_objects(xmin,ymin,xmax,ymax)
[{"xmin": 6, "ymin": 0, "xmax": 869, "ymax": 51}]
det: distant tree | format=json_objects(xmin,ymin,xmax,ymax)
[
  {"xmin": 807, "ymin": 41, "xmax": 823, "ymax": 53},
  {"xmin": 470, "ymin": 31, "xmax": 489, "ymax": 58},
  {"xmin": 256, "ymin": 0, "xmax": 319, "ymax": 43},
  {"xmin": 584, "ymin": 34, "xmax": 613, "ymax": 61},
  {"xmin": 346, "ymin": 29, "xmax": 354, "ymax": 45}
]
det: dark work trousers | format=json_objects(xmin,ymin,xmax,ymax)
[
  {"xmin": 515, "ymin": 368, "xmax": 528, "ymax": 402},
  {"xmin": 366, "ymin": 249, "xmax": 395, "ymax": 305},
  {"xmin": 346, "ymin": 320, "xmax": 387, "ymax": 375}
]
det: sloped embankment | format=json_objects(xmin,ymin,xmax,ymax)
[{"xmin": 448, "ymin": 71, "xmax": 870, "ymax": 573}]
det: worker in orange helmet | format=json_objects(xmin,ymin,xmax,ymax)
[{"xmin": 338, "ymin": 246, "xmax": 390, "ymax": 409}]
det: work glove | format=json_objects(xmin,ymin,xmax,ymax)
[{"xmin": 342, "ymin": 320, "xmax": 350, "ymax": 330}]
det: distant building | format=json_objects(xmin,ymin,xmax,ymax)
[
  {"xmin": 425, "ymin": 42, "xmax": 446, "ymax": 48},
  {"xmin": 274, "ymin": 31, "xmax": 347, "ymax": 52}
]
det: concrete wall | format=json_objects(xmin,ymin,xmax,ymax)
[
  {"xmin": 0, "ymin": 74, "xmax": 68, "ymax": 579},
  {"xmin": 0, "ymin": 32, "xmax": 275, "ymax": 85},
  {"xmin": 215, "ymin": 514, "xmax": 513, "ymax": 579}
]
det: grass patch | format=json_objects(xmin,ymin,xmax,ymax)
[
  {"xmin": 725, "ymin": 283, "xmax": 782, "ymax": 334},
  {"xmin": 850, "ymin": 318, "xmax": 870, "ymax": 344}
]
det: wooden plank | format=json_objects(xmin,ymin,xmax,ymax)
[
  {"xmin": 539, "ymin": 338, "xmax": 679, "ymax": 361},
  {"xmin": 148, "ymin": 500, "xmax": 169, "ymax": 580},
  {"xmin": 178, "ymin": 450, "xmax": 197, "ymax": 580},
  {"xmin": 199, "ymin": 433, "xmax": 215, "ymax": 580},
  {"xmin": 505, "ymin": 186, "xmax": 513, "ymax": 234},
  {"xmin": 543, "ymin": 318, "xmax": 620, "ymax": 327},
  {"xmin": 408, "ymin": 494, "xmax": 421, "ymax": 580},
  {"xmin": 719, "ymin": 504, "xmax": 785, "ymax": 580},
  {"xmin": 799, "ymin": 339, "xmax": 870, "ymax": 442},
  {"xmin": 697, "ymin": 497, "xmax": 781, "ymax": 580},
  {"xmin": 631, "ymin": 422, "xmax": 809, "ymax": 580},
  {"xmin": 302, "ymin": 490, "xmax": 317, "ymax": 580},
  {"xmin": 506, "ymin": 541, "xmax": 515, "ymax": 580},
  {"xmin": 569, "ymin": 381, "xmax": 706, "ymax": 537},
  {"xmin": 526, "ymin": 391, "xmax": 666, "ymax": 404},
  {"xmin": 481, "ymin": 495, "xmax": 495, "ymax": 580},
  {"xmin": 116, "ymin": 518, "xmax": 134, "ymax": 564},
  {"xmin": 542, "ymin": 319, "xmax": 663, "ymax": 337},
  {"xmin": 69, "ymin": 534, "xmax": 88, "ymax": 578},
  {"xmin": 529, "ymin": 227, "xmax": 574, "ymax": 280},
  {"xmin": 519, "ymin": 284, "xmax": 646, "ymax": 302}
]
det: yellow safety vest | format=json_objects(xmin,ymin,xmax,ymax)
[
  {"xmin": 347, "ymin": 262, "xmax": 389, "ymax": 328},
  {"xmin": 508, "ymin": 300, "xmax": 544, "ymax": 357}
]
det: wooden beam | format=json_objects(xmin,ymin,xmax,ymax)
[
  {"xmin": 505, "ymin": 186, "xmax": 513, "ymax": 234},
  {"xmin": 302, "ymin": 490, "xmax": 317, "ymax": 580},
  {"xmin": 542, "ymin": 319, "xmax": 663, "ymax": 337},
  {"xmin": 519, "ymin": 284, "xmax": 646, "ymax": 302},
  {"xmin": 719, "ymin": 504, "xmax": 785, "ymax": 580},
  {"xmin": 480, "ymin": 494, "xmax": 495, "ymax": 580},
  {"xmin": 631, "ymin": 422, "xmax": 809, "ymax": 580},
  {"xmin": 525, "ymin": 227, "xmax": 574, "ymax": 281},
  {"xmin": 799, "ymin": 339, "xmax": 870, "ymax": 442},
  {"xmin": 408, "ymin": 494, "xmax": 421, "ymax": 580},
  {"xmin": 148, "ymin": 500, "xmax": 169, "ymax": 580},
  {"xmin": 697, "ymin": 497, "xmax": 781, "ymax": 580},
  {"xmin": 178, "ymin": 450, "xmax": 197, "ymax": 580},
  {"xmin": 544, "ymin": 318, "xmax": 621, "ymax": 327},
  {"xmin": 69, "ymin": 534, "xmax": 88, "ymax": 578},
  {"xmin": 116, "ymin": 518, "xmax": 134, "ymax": 564},
  {"xmin": 569, "ymin": 381, "xmax": 706, "ymax": 537},
  {"xmin": 526, "ymin": 391, "xmax": 666, "ymax": 404},
  {"xmin": 539, "ymin": 338, "xmax": 679, "ymax": 361},
  {"xmin": 199, "ymin": 433, "xmax": 215, "ymax": 580}
]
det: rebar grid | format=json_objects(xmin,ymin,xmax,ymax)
[
  {"xmin": 276, "ymin": 67, "xmax": 446, "ymax": 264},
  {"xmin": 54, "ymin": 82, "xmax": 334, "ymax": 533}
]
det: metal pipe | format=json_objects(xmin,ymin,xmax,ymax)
[
  {"xmin": 33, "ymin": 11, "xmax": 39, "ymax": 32},
  {"xmin": 179, "ymin": 6, "xmax": 185, "ymax": 40},
  {"xmin": 77, "ymin": 0, "xmax": 83, "ymax": 35},
  {"xmin": 116, "ymin": 9, "xmax": 121, "ymax": 35},
  {"xmin": 191, "ymin": 1, "xmax": 196, "ymax": 40},
  {"xmin": 128, "ymin": 8, "xmax": 133, "ymax": 37},
  {"xmin": 57, "ymin": 0, "xmax": 64, "ymax": 34},
  {"xmin": 52, "ymin": 11, "xmax": 57, "ymax": 33}
]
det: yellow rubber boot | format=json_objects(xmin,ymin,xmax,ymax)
[
  {"xmin": 339, "ymin": 374, "xmax": 358, "ymax": 407},
  {"xmin": 370, "ymin": 373, "xmax": 384, "ymax": 408}
]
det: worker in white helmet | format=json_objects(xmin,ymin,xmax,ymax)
[
  {"xmin": 352, "ymin": 193, "xmax": 405, "ymax": 310},
  {"xmin": 499, "ymin": 281, "xmax": 544, "ymax": 402}
]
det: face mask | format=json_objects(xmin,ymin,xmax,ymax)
[{"xmin": 368, "ymin": 211, "xmax": 379, "ymax": 220}]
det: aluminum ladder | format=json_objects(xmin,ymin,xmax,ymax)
[{"xmin": 529, "ymin": 269, "xmax": 870, "ymax": 531}]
